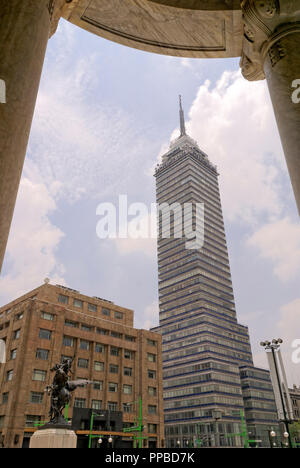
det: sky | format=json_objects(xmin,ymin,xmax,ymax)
[{"xmin": 1, "ymin": 19, "xmax": 300, "ymax": 385}]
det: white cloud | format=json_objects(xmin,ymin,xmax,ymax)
[
  {"xmin": 135, "ymin": 300, "xmax": 159, "ymax": 330},
  {"xmin": 277, "ymin": 298, "xmax": 300, "ymax": 386},
  {"xmin": 0, "ymin": 162, "xmax": 65, "ymax": 305},
  {"xmin": 186, "ymin": 71, "xmax": 286, "ymax": 225},
  {"xmin": 249, "ymin": 299, "xmax": 300, "ymax": 386},
  {"xmin": 28, "ymin": 22, "xmax": 155, "ymax": 205},
  {"xmin": 113, "ymin": 212, "xmax": 157, "ymax": 258},
  {"xmin": 247, "ymin": 217, "xmax": 300, "ymax": 281}
]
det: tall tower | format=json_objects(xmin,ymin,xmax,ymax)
[{"xmin": 152, "ymin": 98, "xmax": 278, "ymax": 448}]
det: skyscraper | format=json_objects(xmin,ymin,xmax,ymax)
[{"xmin": 152, "ymin": 98, "xmax": 279, "ymax": 448}]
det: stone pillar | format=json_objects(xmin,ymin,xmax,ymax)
[
  {"xmin": 0, "ymin": 0, "xmax": 71, "ymax": 273},
  {"xmin": 240, "ymin": 0, "xmax": 300, "ymax": 214},
  {"xmin": 29, "ymin": 427, "xmax": 77, "ymax": 448}
]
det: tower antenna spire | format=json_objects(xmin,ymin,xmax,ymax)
[{"xmin": 179, "ymin": 95, "xmax": 186, "ymax": 137}]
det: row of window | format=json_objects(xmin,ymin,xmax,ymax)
[
  {"xmin": 2, "ymin": 384, "xmax": 158, "ymax": 405},
  {"xmin": 58, "ymin": 294, "xmax": 124, "ymax": 320},
  {"xmin": 64, "ymin": 319, "xmax": 140, "ymax": 343},
  {"xmin": 5, "ymin": 365, "xmax": 158, "ymax": 383}
]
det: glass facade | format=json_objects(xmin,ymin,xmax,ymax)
[{"xmin": 152, "ymin": 121, "xmax": 278, "ymax": 448}]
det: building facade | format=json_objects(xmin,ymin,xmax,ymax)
[
  {"xmin": 289, "ymin": 385, "xmax": 300, "ymax": 421},
  {"xmin": 152, "ymin": 100, "xmax": 278, "ymax": 448},
  {"xmin": 0, "ymin": 283, "xmax": 164, "ymax": 448},
  {"xmin": 239, "ymin": 366, "xmax": 280, "ymax": 447}
]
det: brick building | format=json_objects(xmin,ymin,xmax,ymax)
[{"xmin": 0, "ymin": 282, "xmax": 164, "ymax": 448}]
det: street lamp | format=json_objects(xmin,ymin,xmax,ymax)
[
  {"xmin": 283, "ymin": 432, "xmax": 289, "ymax": 448},
  {"xmin": 260, "ymin": 339, "xmax": 292, "ymax": 448},
  {"xmin": 268, "ymin": 430, "xmax": 277, "ymax": 448}
]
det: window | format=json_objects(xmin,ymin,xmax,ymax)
[
  {"xmin": 102, "ymin": 308, "xmax": 110, "ymax": 316},
  {"xmin": 6, "ymin": 370, "xmax": 13, "ymax": 381},
  {"xmin": 61, "ymin": 355, "xmax": 72, "ymax": 363},
  {"xmin": 25, "ymin": 415, "xmax": 41, "ymax": 427},
  {"xmin": 63, "ymin": 336, "xmax": 74, "ymax": 347},
  {"xmin": 114, "ymin": 311, "xmax": 123, "ymax": 320},
  {"xmin": 110, "ymin": 347, "xmax": 120, "ymax": 357},
  {"xmin": 35, "ymin": 348, "xmax": 49, "ymax": 361},
  {"xmin": 81, "ymin": 324, "xmax": 93, "ymax": 332},
  {"xmin": 147, "ymin": 339, "xmax": 156, "ymax": 347},
  {"xmin": 13, "ymin": 329, "xmax": 20, "ymax": 340},
  {"xmin": 74, "ymin": 299, "xmax": 83, "ymax": 309},
  {"xmin": 15, "ymin": 312, "xmax": 24, "ymax": 321},
  {"xmin": 39, "ymin": 329, "xmax": 51, "ymax": 340},
  {"xmin": 92, "ymin": 400, "xmax": 102, "ymax": 410},
  {"xmin": 58, "ymin": 294, "xmax": 68, "ymax": 304},
  {"xmin": 147, "ymin": 353, "xmax": 156, "ymax": 363},
  {"xmin": 148, "ymin": 424, "xmax": 157, "ymax": 434},
  {"xmin": 111, "ymin": 331, "xmax": 122, "ymax": 339},
  {"xmin": 108, "ymin": 382, "xmax": 118, "ymax": 393},
  {"xmin": 30, "ymin": 392, "xmax": 44, "ymax": 404},
  {"xmin": 41, "ymin": 311, "xmax": 54, "ymax": 321},
  {"xmin": 0, "ymin": 416, "xmax": 5, "ymax": 429},
  {"xmin": 32, "ymin": 369, "xmax": 46, "ymax": 382},
  {"xmin": 148, "ymin": 405, "xmax": 157, "ymax": 415},
  {"xmin": 148, "ymin": 370, "xmax": 156, "ymax": 379},
  {"xmin": 123, "ymin": 403, "xmax": 133, "ymax": 413},
  {"xmin": 65, "ymin": 319, "xmax": 78, "ymax": 328},
  {"xmin": 124, "ymin": 349, "xmax": 134, "ymax": 360},
  {"xmin": 74, "ymin": 398, "xmax": 86, "ymax": 408},
  {"xmin": 10, "ymin": 349, "xmax": 17, "ymax": 360},
  {"xmin": 95, "ymin": 343, "xmax": 104, "ymax": 353},
  {"xmin": 109, "ymin": 364, "xmax": 119, "ymax": 374},
  {"xmin": 108, "ymin": 402, "xmax": 117, "ymax": 411},
  {"xmin": 80, "ymin": 340, "xmax": 89, "ymax": 351},
  {"xmin": 93, "ymin": 380, "xmax": 103, "ymax": 391},
  {"xmin": 148, "ymin": 386, "xmax": 157, "ymax": 397},
  {"xmin": 124, "ymin": 367, "xmax": 132, "ymax": 377},
  {"xmin": 97, "ymin": 328, "xmax": 109, "ymax": 335},
  {"xmin": 2, "ymin": 393, "xmax": 9, "ymax": 404},
  {"xmin": 78, "ymin": 358, "xmax": 89, "ymax": 369},
  {"xmin": 88, "ymin": 303, "xmax": 97, "ymax": 312},
  {"xmin": 94, "ymin": 361, "xmax": 104, "ymax": 372},
  {"xmin": 123, "ymin": 384, "xmax": 132, "ymax": 395},
  {"xmin": 125, "ymin": 335, "xmax": 136, "ymax": 342}
]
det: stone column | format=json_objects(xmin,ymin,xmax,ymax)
[
  {"xmin": 240, "ymin": 0, "xmax": 300, "ymax": 214},
  {"xmin": 0, "ymin": 0, "xmax": 70, "ymax": 273}
]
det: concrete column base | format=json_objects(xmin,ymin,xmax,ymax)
[{"xmin": 29, "ymin": 428, "xmax": 77, "ymax": 449}]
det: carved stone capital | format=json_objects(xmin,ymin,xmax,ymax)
[
  {"xmin": 48, "ymin": 0, "xmax": 79, "ymax": 37},
  {"xmin": 240, "ymin": 0, "xmax": 300, "ymax": 81}
]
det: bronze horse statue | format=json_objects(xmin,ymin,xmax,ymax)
[{"xmin": 45, "ymin": 357, "xmax": 91, "ymax": 425}]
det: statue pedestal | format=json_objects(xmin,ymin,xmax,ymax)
[{"xmin": 29, "ymin": 426, "xmax": 77, "ymax": 449}]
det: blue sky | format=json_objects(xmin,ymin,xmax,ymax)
[{"xmin": 1, "ymin": 19, "xmax": 300, "ymax": 385}]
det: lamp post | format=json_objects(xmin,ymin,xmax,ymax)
[
  {"xmin": 260, "ymin": 339, "xmax": 293, "ymax": 449},
  {"xmin": 268, "ymin": 430, "xmax": 277, "ymax": 448}
]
